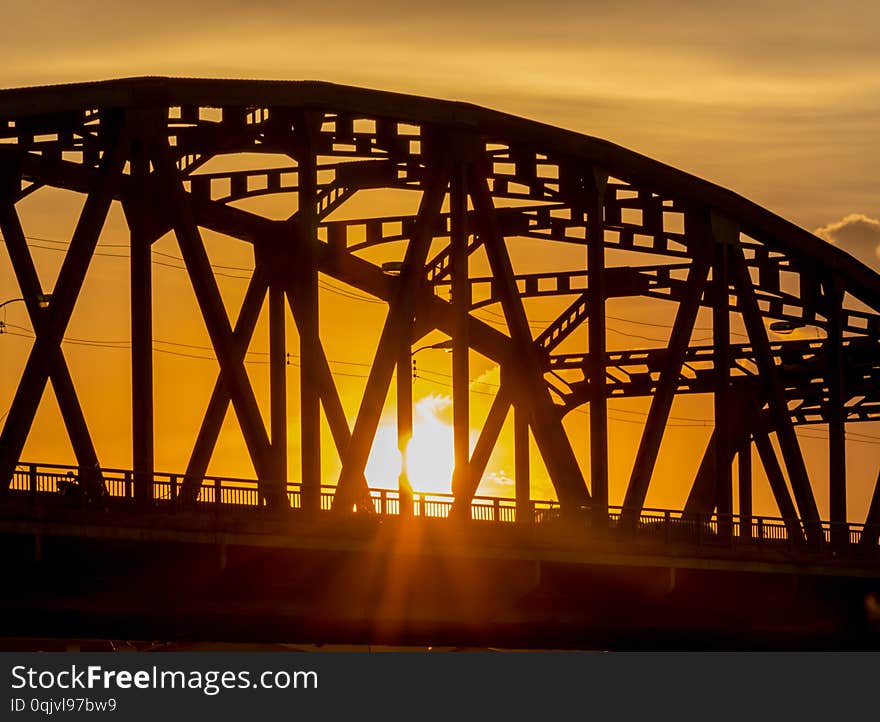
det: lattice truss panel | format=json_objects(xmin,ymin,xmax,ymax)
[{"xmin": 1, "ymin": 79, "xmax": 879, "ymax": 543}]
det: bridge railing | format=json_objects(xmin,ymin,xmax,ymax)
[
  {"xmin": 7, "ymin": 462, "xmax": 876, "ymax": 553},
  {"xmin": 9, "ymin": 462, "xmax": 547, "ymax": 523}
]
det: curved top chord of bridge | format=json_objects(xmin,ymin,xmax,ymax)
[{"xmin": 2, "ymin": 78, "xmax": 880, "ymax": 648}]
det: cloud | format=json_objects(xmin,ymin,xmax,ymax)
[
  {"xmin": 814, "ymin": 213, "xmax": 880, "ymax": 269},
  {"xmin": 482, "ymin": 469, "xmax": 515, "ymax": 487},
  {"xmin": 414, "ymin": 393, "xmax": 452, "ymax": 424},
  {"xmin": 470, "ymin": 364, "xmax": 501, "ymax": 395}
]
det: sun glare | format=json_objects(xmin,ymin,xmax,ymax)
[{"xmin": 364, "ymin": 395, "xmax": 458, "ymax": 495}]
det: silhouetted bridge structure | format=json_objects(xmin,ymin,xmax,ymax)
[{"xmin": 2, "ymin": 78, "xmax": 880, "ymax": 648}]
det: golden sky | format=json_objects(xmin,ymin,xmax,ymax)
[{"xmin": 1, "ymin": 1, "xmax": 879, "ymax": 520}]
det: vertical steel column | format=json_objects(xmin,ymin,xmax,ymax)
[
  {"xmin": 130, "ymin": 136, "xmax": 154, "ymax": 506},
  {"xmin": 515, "ymin": 404, "xmax": 530, "ymax": 523},
  {"xmin": 450, "ymin": 162, "xmax": 470, "ymax": 503},
  {"xmin": 827, "ymin": 278, "xmax": 847, "ymax": 547},
  {"xmin": 397, "ymin": 337, "xmax": 414, "ymax": 515},
  {"xmin": 712, "ymin": 216, "xmax": 734, "ymax": 537},
  {"xmin": 269, "ymin": 281, "xmax": 287, "ymax": 498},
  {"xmin": 739, "ymin": 435, "xmax": 752, "ymax": 538},
  {"xmin": 586, "ymin": 169, "xmax": 608, "ymax": 520},
  {"xmin": 297, "ymin": 115, "xmax": 321, "ymax": 511}
]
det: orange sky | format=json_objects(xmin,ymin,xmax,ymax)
[{"xmin": 1, "ymin": 1, "xmax": 879, "ymax": 520}]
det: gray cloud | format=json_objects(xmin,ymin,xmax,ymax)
[{"xmin": 814, "ymin": 214, "xmax": 880, "ymax": 269}]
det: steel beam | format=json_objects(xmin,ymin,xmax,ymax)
[
  {"xmin": 683, "ymin": 388, "xmax": 753, "ymax": 517},
  {"xmin": 586, "ymin": 169, "xmax": 609, "ymax": 519},
  {"xmin": 826, "ymin": 277, "xmax": 847, "ymax": 548},
  {"xmin": 468, "ymin": 162, "xmax": 590, "ymax": 509},
  {"xmin": 127, "ymin": 134, "xmax": 154, "ymax": 505},
  {"xmin": 294, "ymin": 112, "xmax": 322, "ymax": 512},
  {"xmin": 397, "ymin": 335, "xmax": 414, "ymax": 516},
  {"xmin": 730, "ymin": 242, "xmax": 821, "ymax": 538},
  {"xmin": 738, "ymin": 434, "xmax": 753, "ymax": 538},
  {"xmin": 622, "ymin": 217, "xmax": 712, "ymax": 519},
  {"xmin": 154, "ymin": 146, "xmax": 284, "ymax": 508},
  {"xmin": 752, "ymin": 425, "xmax": 804, "ymax": 543},
  {"xmin": 713, "ymin": 215, "xmax": 735, "ymax": 536},
  {"xmin": 181, "ymin": 270, "xmax": 268, "ymax": 503},
  {"xmin": 333, "ymin": 163, "xmax": 448, "ymax": 510},
  {"xmin": 269, "ymin": 281, "xmax": 288, "ymax": 493},
  {"xmin": 451, "ymin": 380, "xmax": 512, "ymax": 514},
  {"xmin": 515, "ymin": 403, "xmax": 531, "ymax": 523},
  {"xmin": 0, "ymin": 125, "xmax": 126, "ymax": 500},
  {"xmin": 450, "ymin": 162, "xmax": 470, "ymax": 509}
]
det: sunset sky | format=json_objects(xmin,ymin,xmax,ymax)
[{"xmin": 1, "ymin": 1, "xmax": 879, "ymax": 519}]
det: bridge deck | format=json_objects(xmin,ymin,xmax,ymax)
[{"xmin": 4, "ymin": 462, "xmax": 880, "ymax": 648}]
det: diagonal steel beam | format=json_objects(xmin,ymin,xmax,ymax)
[
  {"xmin": 332, "ymin": 166, "xmax": 449, "ymax": 510},
  {"xmin": 683, "ymin": 384, "xmax": 758, "ymax": 517},
  {"xmin": 534, "ymin": 293, "xmax": 589, "ymax": 354},
  {"xmin": 282, "ymin": 277, "xmax": 372, "ymax": 496},
  {"xmin": 180, "ymin": 268, "xmax": 269, "ymax": 503},
  {"xmin": 154, "ymin": 146, "xmax": 285, "ymax": 508},
  {"xmin": 752, "ymin": 423, "xmax": 805, "ymax": 543},
  {"xmin": 450, "ymin": 379, "xmax": 512, "ymax": 514},
  {"xmin": 158, "ymin": 186, "xmax": 513, "ymax": 364},
  {"xmin": 621, "ymin": 225, "xmax": 713, "ymax": 518},
  {"xmin": 0, "ymin": 131, "xmax": 126, "ymax": 498},
  {"xmin": 467, "ymin": 163, "xmax": 590, "ymax": 509},
  {"xmin": 729, "ymin": 241, "xmax": 821, "ymax": 534}
]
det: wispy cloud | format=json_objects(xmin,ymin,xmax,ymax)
[
  {"xmin": 482, "ymin": 469, "xmax": 515, "ymax": 487},
  {"xmin": 470, "ymin": 364, "xmax": 501, "ymax": 395}
]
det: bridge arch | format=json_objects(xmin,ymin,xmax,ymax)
[{"xmin": 1, "ymin": 77, "xmax": 878, "ymax": 546}]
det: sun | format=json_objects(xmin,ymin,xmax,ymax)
[
  {"xmin": 364, "ymin": 395, "xmax": 458, "ymax": 495},
  {"xmin": 404, "ymin": 403, "xmax": 456, "ymax": 495}
]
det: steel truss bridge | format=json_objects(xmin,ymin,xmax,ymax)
[{"xmin": 2, "ymin": 78, "xmax": 880, "ymax": 648}]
